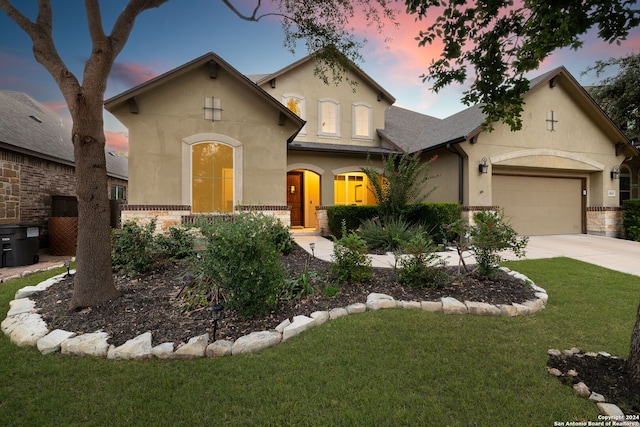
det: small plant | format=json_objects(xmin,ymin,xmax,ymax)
[
  {"xmin": 322, "ymin": 284, "xmax": 340, "ymax": 297},
  {"xmin": 331, "ymin": 220, "xmax": 372, "ymax": 284},
  {"xmin": 281, "ymin": 270, "xmax": 319, "ymax": 302},
  {"xmin": 358, "ymin": 216, "xmax": 421, "ymax": 252},
  {"xmin": 155, "ymin": 225, "xmax": 195, "ymax": 260},
  {"xmin": 397, "ymin": 233, "xmax": 447, "ymax": 288},
  {"xmin": 111, "ymin": 219, "xmax": 157, "ymax": 276}
]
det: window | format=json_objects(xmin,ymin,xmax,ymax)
[
  {"xmin": 283, "ymin": 94, "xmax": 306, "ymax": 135},
  {"xmin": 620, "ymin": 166, "xmax": 631, "ymax": 204},
  {"xmin": 318, "ymin": 98, "xmax": 340, "ymax": 138},
  {"xmin": 192, "ymin": 142, "xmax": 234, "ymax": 213},
  {"xmin": 334, "ymin": 172, "xmax": 376, "ymax": 205},
  {"xmin": 352, "ymin": 103, "xmax": 372, "ymax": 139},
  {"xmin": 110, "ymin": 185, "xmax": 126, "ymax": 200}
]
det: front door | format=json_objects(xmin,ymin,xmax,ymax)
[{"xmin": 287, "ymin": 172, "xmax": 304, "ymax": 227}]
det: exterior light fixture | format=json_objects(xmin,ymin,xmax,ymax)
[
  {"xmin": 64, "ymin": 259, "xmax": 72, "ymax": 277},
  {"xmin": 309, "ymin": 242, "xmax": 315, "ymax": 257},
  {"xmin": 207, "ymin": 304, "xmax": 224, "ymax": 342},
  {"xmin": 611, "ymin": 166, "xmax": 621, "ymax": 180},
  {"xmin": 290, "ymin": 185, "xmax": 296, "ymax": 194},
  {"xmin": 479, "ymin": 157, "xmax": 489, "ymax": 174}
]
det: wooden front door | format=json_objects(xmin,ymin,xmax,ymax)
[{"xmin": 287, "ymin": 172, "xmax": 304, "ymax": 227}]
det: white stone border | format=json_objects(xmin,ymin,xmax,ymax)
[
  {"xmin": 547, "ymin": 348, "xmax": 640, "ymax": 422},
  {"xmin": 2, "ymin": 266, "xmax": 546, "ymax": 360}
]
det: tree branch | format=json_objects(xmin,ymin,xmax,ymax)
[{"xmin": 221, "ymin": 0, "xmax": 287, "ymax": 22}]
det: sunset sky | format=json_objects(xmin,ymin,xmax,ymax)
[{"xmin": 1, "ymin": 0, "xmax": 639, "ymax": 153}]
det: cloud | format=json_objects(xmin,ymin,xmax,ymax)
[
  {"xmin": 110, "ymin": 62, "xmax": 160, "ymax": 89},
  {"xmin": 105, "ymin": 131, "xmax": 129, "ymax": 154}
]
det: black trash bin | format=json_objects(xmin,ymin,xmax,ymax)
[{"xmin": 0, "ymin": 224, "xmax": 40, "ymax": 268}]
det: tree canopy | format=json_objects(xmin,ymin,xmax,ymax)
[
  {"xmin": 406, "ymin": 0, "xmax": 640, "ymax": 131},
  {"xmin": 584, "ymin": 52, "xmax": 640, "ymax": 141}
]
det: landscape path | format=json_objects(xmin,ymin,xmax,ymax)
[{"xmin": 293, "ymin": 233, "xmax": 640, "ymax": 277}]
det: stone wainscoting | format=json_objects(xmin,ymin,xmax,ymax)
[{"xmin": 587, "ymin": 207, "xmax": 622, "ymax": 237}]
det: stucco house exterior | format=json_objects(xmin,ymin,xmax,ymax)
[
  {"xmin": 105, "ymin": 52, "xmax": 635, "ymax": 237},
  {"xmin": 0, "ymin": 90, "xmax": 128, "ymax": 247}
]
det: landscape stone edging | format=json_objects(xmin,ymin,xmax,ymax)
[
  {"xmin": 3, "ymin": 266, "xmax": 546, "ymax": 360},
  {"xmin": 546, "ymin": 348, "xmax": 640, "ymax": 422}
]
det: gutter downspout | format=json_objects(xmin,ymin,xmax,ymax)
[{"xmin": 446, "ymin": 142, "xmax": 464, "ymax": 205}]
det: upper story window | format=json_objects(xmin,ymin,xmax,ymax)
[
  {"xmin": 353, "ymin": 102, "xmax": 372, "ymax": 140},
  {"xmin": 110, "ymin": 185, "xmax": 126, "ymax": 200},
  {"xmin": 283, "ymin": 94, "xmax": 306, "ymax": 135},
  {"xmin": 318, "ymin": 98, "xmax": 340, "ymax": 138}
]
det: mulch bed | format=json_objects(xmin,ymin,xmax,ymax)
[{"xmin": 28, "ymin": 243, "xmax": 639, "ymax": 414}]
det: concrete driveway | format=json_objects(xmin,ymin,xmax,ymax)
[{"xmin": 501, "ymin": 234, "xmax": 640, "ymax": 277}]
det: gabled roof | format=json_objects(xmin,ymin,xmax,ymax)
[
  {"xmin": 253, "ymin": 50, "xmax": 396, "ymax": 105},
  {"xmin": 0, "ymin": 90, "xmax": 128, "ymax": 179},
  {"xmin": 378, "ymin": 105, "xmax": 445, "ymax": 153},
  {"xmin": 104, "ymin": 52, "xmax": 306, "ymax": 142},
  {"xmin": 387, "ymin": 66, "xmax": 634, "ymax": 154}
]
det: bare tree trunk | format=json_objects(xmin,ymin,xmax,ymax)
[
  {"xmin": 68, "ymin": 97, "xmax": 120, "ymax": 309},
  {"xmin": 627, "ymin": 301, "xmax": 640, "ymax": 386}
]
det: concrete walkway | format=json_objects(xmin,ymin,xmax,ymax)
[{"xmin": 293, "ymin": 233, "xmax": 640, "ymax": 277}]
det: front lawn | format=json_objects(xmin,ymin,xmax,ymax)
[{"xmin": 0, "ymin": 257, "xmax": 637, "ymax": 426}]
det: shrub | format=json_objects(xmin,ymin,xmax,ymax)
[
  {"xmin": 623, "ymin": 199, "xmax": 640, "ymax": 241},
  {"xmin": 195, "ymin": 212, "xmax": 285, "ymax": 319},
  {"xmin": 155, "ymin": 226, "xmax": 195, "ymax": 260},
  {"xmin": 327, "ymin": 205, "xmax": 378, "ymax": 238},
  {"xmin": 358, "ymin": 216, "xmax": 421, "ymax": 252},
  {"xmin": 404, "ymin": 202, "xmax": 462, "ymax": 244},
  {"xmin": 362, "ymin": 152, "xmax": 438, "ymax": 223},
  {"xmin": 471, "ymin": 210, "xmax": 528, "ymax": 278},
  {"xmin": 331, "ymin": 221, "xmax": 372, "ymax": 283},
  {"xmin": 397, "ymin": 233, "xmax": 447, "ymax": 288},
  {"xmin": 111, "ymin": 219, "xmax": 157, "ymax": 276}
]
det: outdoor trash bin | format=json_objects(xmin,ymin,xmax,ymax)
[{"xmin": 0, "ymin": 224, "xmax": 40, "ymax": 268}]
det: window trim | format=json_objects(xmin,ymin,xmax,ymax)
[
  {"xmin": 352, "ymin": 102, "xmax": 373, "ymax": 140},
  {"xmin": 318, "ymin": 98, "xmax": 340, "ymax": 139}
]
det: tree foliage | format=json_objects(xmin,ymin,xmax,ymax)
[
  {"xmin": 405, "ymin": 0, "xmax": 640, "ymax": 131},
  {"xmin": 583, "ymin": 53, "xmax": 640, "ymax": 141}
]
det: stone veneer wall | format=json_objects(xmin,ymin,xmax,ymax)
[
  {"xmin": 315, "ymin": 206, "xmax": 329, "ymax": 235},
  {"xmin": 1, "ymin": 150, "xmax": 128, "ymax": 245},
  {"xmin": 586, "ymin": 207, "xmax": 622, "ymax": 237},
  {"xmin": 462, "ymin": 206, "xmax": 500, "ymax": 226},
  {"xmin": 121, "ymin": 204, "xmax": 291, "ymax": 233}
]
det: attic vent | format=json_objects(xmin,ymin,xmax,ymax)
[{"xmin": 29, "ymin": 115, "xmax": 42, "ymax": 123}]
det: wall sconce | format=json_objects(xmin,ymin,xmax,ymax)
[
  {"xmin": 290, "ymin": 185, "xmax": 296, "ymax": 194},
  {"xmin": 611, "ymin": 166, "xmax": 621, "ymax": 180},
  {"xmin": 479, "ymin": 157, "xmax": 489, "ymax": 174}
]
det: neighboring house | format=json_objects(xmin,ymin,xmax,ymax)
[
  {"xmin": 105, "ymin": 52, "xmax": 635, "ymax": 237},
  {"xmin": 0, "ymin": 90, "xmax": 128, "ymax": 246}
]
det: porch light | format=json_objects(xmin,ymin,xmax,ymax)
[
  {"xmin": 309, "ymin": 242, "xmax": 315, "ymax": 257},
  {"xmin": 290, "ymin": 185, "xmax": 296, "ymax": 194},
  {"xmin": 207, "ymin": 304, "xmax": 224, "ymax": 342},
  {"xmin": 611, "ymin": 166, "xmax": 621, "ymax": 180},
  {"xmin": 479, "ymin": 157, "xmax": 489, "ymax": 174}
]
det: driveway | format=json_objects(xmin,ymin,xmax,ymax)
[{"xmin": 501, "ymin": 234, "xmax": 640, "ymax": 277}]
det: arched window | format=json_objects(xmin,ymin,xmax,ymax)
[
  {"xmin": 352, "ymin": 102, "xmax": 372, "ymax": 139},
  {"xmin": 318, "ymin": 98, "xmax": 340, "ymax": 138},
  {"xmin": 192, "ymin": 142, "xmax": 234, "ymax": 213}
]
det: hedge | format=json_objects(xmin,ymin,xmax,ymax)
[
  {"xmin": 326, "ymin": 205, "xmax": 379, "ymax": 238},
  {"xmin": 623, "ymin": 199, "xmax": 640, "ymax": 241}
]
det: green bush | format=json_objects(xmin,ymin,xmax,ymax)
[
  {"xmin": 327, "ymin": 205, "xmax": 378, "ymax": 238},
  {"xmin": 405, "ymin": 202, "xmax": 462, "ymax": 244},
  {"xmin": 623, "ymin": 199, "xmax": 640, "ymax": 241},
  {"xmin": 331, "ymin": 221, "xmax": 372, "ymax": 283},
  {"xmin": 155, "ymin": 226, "xmax": 195, "ymax": 260},
  {"xmin": 111, "ymin": 220, "xmax": 157, "ymax": 276},
  {"xmin": 358, "ymin": 216, "xmax": 422, "ymax": 252},
  {"xmin": 397, "ymin": 233, "xmax": 447, "ymax": 288},
  {"xmin": 195, "ymin": 212, "xmax": 285, "ymax": 319}
]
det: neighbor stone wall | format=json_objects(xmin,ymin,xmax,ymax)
[
  {"xmin": 586, "ymin": 207, "xmax": 622, "ymax": 237},
  {"xmin": 0, "ymin": 160, "xmax": 20, "ymax": 223}
]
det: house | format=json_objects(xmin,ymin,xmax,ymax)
[
  {"xmin": 0, "ymin": 90, "xmax": 129, "ymax": 248},
  {"xmin": 105, "ymin": 52, "xmax": 635, "ymax": 237}
]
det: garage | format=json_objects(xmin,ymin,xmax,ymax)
[{"xmin": 492, "ymin": 175, "xmax": 584, "ymax": 236}]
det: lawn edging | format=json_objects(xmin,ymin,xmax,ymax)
[{"xmin": 2, "ymin": 266, "xmax": 547, "ymax": 360}]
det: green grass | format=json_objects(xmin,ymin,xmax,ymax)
[{"xmin": 0, "ymin": 258, "xmax": 638, "ymax": 426}]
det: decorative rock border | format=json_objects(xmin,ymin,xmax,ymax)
[
  {"xmin": 547, "ymin": 348, "xmax": 640, "ymax": 422},
  {"xmin": 2, "ymin": 266, "xmax": 547, "ymax": 360}
]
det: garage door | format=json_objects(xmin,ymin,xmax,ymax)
[{"xmin": 492, "ymin": 175, "xmax": 583, "ymax": 235}]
